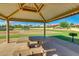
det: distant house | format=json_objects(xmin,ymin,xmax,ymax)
[
  {"xmin": 49, "ymin": 24, "xmax": 59, "ymax": 27},
  {"xmin": 0, "ymin": 26, "xmax": 14, "ymax": 30},
  {"xmin": 72, "ymin": 24, "xmax": 79, "ymax": 27},
  {"xmin": 0, "ymin": 27, "xmax": 6, "ymax": 30}
]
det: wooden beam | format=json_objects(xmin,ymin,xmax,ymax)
[
  {"xmin": 18, "ymin": 3, "xmax": 25, "ymax": 9},
  {"xmin": 34, "ymin": 3, "xmax": 39, "ymax": 10},
  {"xmin": 34, "ymin": 3, "xmax": 46, "ymax": 22},
  {"xmin": 21, "ymin": 3, "xmax": 38, "ymax": 12},
  {"xmin": 6, "ymin": 20, "xmax": 10, "ymax": 43},
  {"xmin": 34, "ymin": 3, "xmax": 44, "ymax": 12},
  {"xmin": 47, "ymin": 7, "xmax": 79, "ymax": 22},
  {"xmin": 38, "ymin": 4, "xmax": 44, "ymax": 12},
  {"xmin": 22, "ymin": 6, "xmax": 37, "ymax": 12},
  {"xmin": 7, "ymin": 9, "xmax": 20, "ymax": 19},
  {"xmin": 39, "ymin": 12, "xmax": 46, "ymax": 22},
  {"xmin": 0, "ymin": 13, "xmax": 7, "ymax": 19},
  {"xmin": 10, "ymin": 18, "xmax": 44, "ymax": 22}
]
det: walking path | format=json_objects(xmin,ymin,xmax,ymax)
[
  {"xmin": 0, "ymin": 36, "xmax": 79, "ymax": 56},
  {"xmin": 43, "ymin": 37, "xmax": 79, "ymax": 56}
]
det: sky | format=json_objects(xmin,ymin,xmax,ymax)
[
  {"xmin": 0, "ymin": 14, "xmax": 79, "ymax": 26},
  {"xmin": 48, "ymin": 14, "xmax": 79, "ymax": 24}
]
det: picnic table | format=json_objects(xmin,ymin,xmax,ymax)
[{"xmin": 13, "ymin": 44, "xmax": 45, "ymax": 56}]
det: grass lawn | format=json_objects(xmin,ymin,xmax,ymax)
[
  {"xmin": 0, "ymin": 29, "xmax": 79, "ymax": 44},
  {"xmin": 49, "ymin": 30, "xmax": 79, "ymax": 44},
  {"xmin": 0, "ymin": 34, "xmax": 45, "ymax": 39}
]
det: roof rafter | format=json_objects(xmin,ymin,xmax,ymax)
[
  {"xmin": 38, "ymin": 4, "xmax": 44, "ymax": 12},
  {"xmin": 22, "ymin": 6, "xmax": 37, "ymax": 12},
  {"xmin": 18, "ymin": 3, "xmax": 25, "ymax": 9},
  {"xmin": 7, "ymin": 3, "xmax": 26, "ymax": 19},
  {"xmin": 21, "ymin": 3, "xmax": 37, "ymax": 12},
  {"xmin": 7, "ymin": 9, "xmax": 20, "ymax": 19},
  {"xmin": 0, "ymin": 13, "xmax": 8, "ymax": 19},
  {"xmin": 34, "ymin": 3, "xmax": 46, "ymax": 22},
  {"xmin": 10, "ymin": 18, "xmax": 44, "ymax": 22},
  {"xmin": 6, "ymin": 3, "xmax": 25, "ymax": 20},
  {"xmin": 47, "ymin": 6, "xmax": 79, "ymax": 22}
]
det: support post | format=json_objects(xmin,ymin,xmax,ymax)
[
  {"xmin": 44, "ymin": 22, "xmax": 46, "ymax": 38},
  {"xmin": 6, "ymin": 20, "xmax": 10, "ymax": 43}
]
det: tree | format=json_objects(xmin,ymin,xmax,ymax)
[
  {"xmin": 14, "ymin": 25, "xmax": 22, "ymax": 28},
  {"xmin": 9, "ymin": 25, "xmax": 14, "ymax": 30},
  {"xmin": 70, "ymin": 23, "xmax": 74, "ymax": 27},
  {"xmin": 70, "ymin": 23, "xmax": 74, "ymax": 26},
  {"xmin": 59, "ymin": 22, "xmax": 70, "ymax": 29},
  {"xmin": 22, "ymin": 25, "xmax": 30, "ymax": 30}
]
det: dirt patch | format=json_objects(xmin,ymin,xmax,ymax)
[
  {"xmin": 0, "ymin": 29, "xmax": 61, "ymax": 43},
  {"xmin": 19, "ymin": 29, "xmax": 61, "ymax": 35},
  {"xmin": 0, "ymin": 38, "xmax": 19, "ymax": 43},
  {"xmin": 0, "ymin": 30, "xmax": 20, "ymax": 35}
]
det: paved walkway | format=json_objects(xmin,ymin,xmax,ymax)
[
  {"xmin": 0, "ymin": 37, "xmax": 79, "ymax": 56},
  {"xmin": 43, "ymin": 37, "xmax": 79, "ymax": 56}
]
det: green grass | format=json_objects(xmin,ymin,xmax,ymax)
[
  {"xmin": 0, "ymin": 30, "xmax": 79, "ymax": 39},
  {"xmin": 49, "ymin": 30, "xmax": 79, "ymax": 44},
  {"xmin": 0, "ymin": 34, "xmax": 25, "ymax": 39},
  {"xmin": 52, "ymin": 30, "xmax": 79, "ymax": 38},
  {"xmin": 0, "ymin": 34, "xmax": 44, "ymax": 39},
  {"xmin": 0, "ymin": 29, "xmax": 79, "ymax": 44}
]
